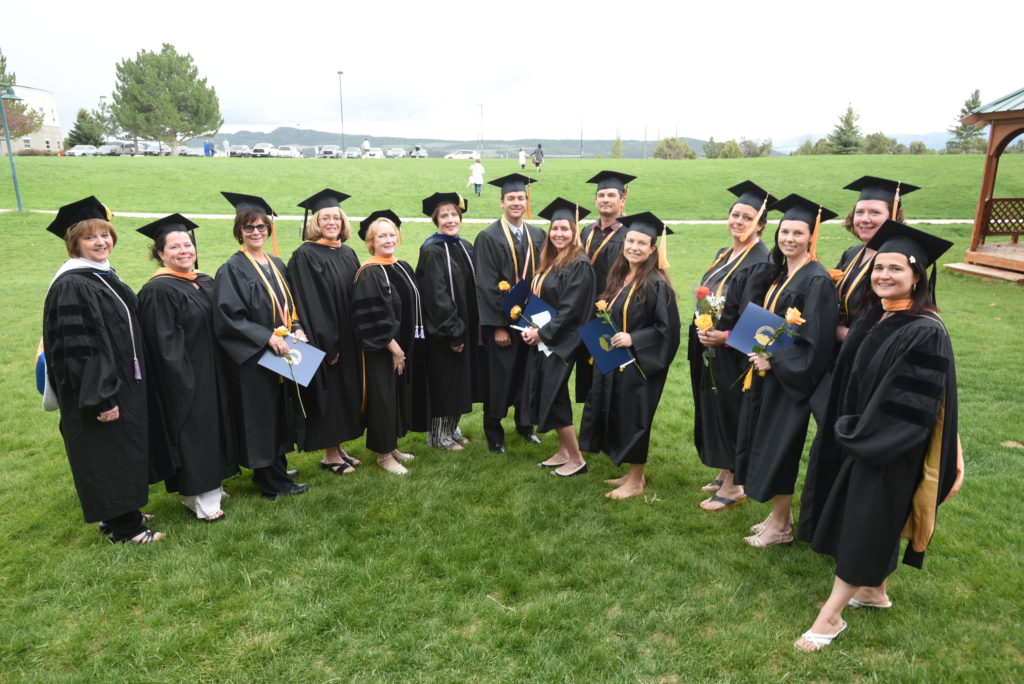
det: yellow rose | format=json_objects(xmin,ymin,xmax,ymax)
[
  {"xmin": 785, "ymin": 307, "xmax": 806, "ymax": 326},
  {"xmin": 694, "ymin": 313, "xmax": 714, "ymax": 331},
  {"xmin": 498, "ymin": 280, "xmax": 511, "ymax": 292},
  {"xmin": 510, "ymin": 305, "xmax": 522, "ymax": 320},
  {"xmin": 595, "ymin": 299, "xmax": 609, "ymax": 312},
  {"xmin": 827, "ymin": 268, "xmax": 845, "ymax": 282},
  {"xmin": 273, "ymin": 326, "xmax": 289, "ymax": 337}
]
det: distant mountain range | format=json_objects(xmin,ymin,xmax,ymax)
[{"xmin": 194, "ymin": 126, "xmax": 951, "ymax": 157}]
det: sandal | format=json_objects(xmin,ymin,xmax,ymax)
[
  {"xmin": 848, "ymin": 598, "xmax": 893, "ymax": 609},
  {"xmin": 321, "ymin": 460, "xmax": 356, "ymax": 475},
  {"xmin": 701, "ymin": 478, "xmax": 724, "ymax": 493},
  {"xmin": 455, "ymin": 435, "xmax": 470, "ymax": 446},
  {"xmin": 99, "ymin": 513, "xmax": 153, "ymax": 534},
  {"xmin": 377, "ymin": 455, "xmax": 408, "ymax": 475},
  {"xmin": 750, "ymin": 510, "xmax": 794, "ymax": 535},
  {"xmin": 699, "ymin": 494, "xmax": 746, "ymax": 512},
  {"xmin": 339, "ymin": 452, "xmax": 361, "ymax": 467},
  {"xmin": 107, "ymin": 527, "xmax": 164, "ymax": 544},
  {"xmin": 393, "ymin": 450, "xmax": 415, "ymax": 463},
  {"xmin": 744, "ymin": 526, "xmax": 793, "ymax": 547},
  {"xmin": 200, "ymin": 511, "xmax": 226, "ymax": 523},
  {"xmin": 795, "ymin": 620, "xmax": 848, "ymax": 652}
]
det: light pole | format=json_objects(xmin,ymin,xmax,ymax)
[
  {"xmin": 478, "ymin": 104, "xmax": 483, "ymax": 157},
  {"xmin": 337, "ymin": 71, "xmax": 345, "ymax": 151},
  {"xmin": 0, "ymin": 82, "xmax": 24, "ymax": 212}
]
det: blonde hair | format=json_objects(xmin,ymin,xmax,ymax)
[
  {"xmin": 363, "ymin": 217, "xmax": 402, "ymax": 255},
  {"xmin": 304, "ymin": 206, "xmax": 352, "ymax": 242},
  {"xmin": 64, "ymin": 219, "xmax": 118, "ymax": 257}
]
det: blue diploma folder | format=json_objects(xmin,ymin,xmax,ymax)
[
  {"xmin": 522, "ymin": 294, "xmax": 556, "ymax": 324},
  {"xmin": 258, "ymin": 337, "xmax": 326, "ymax": 387},
  {"xmin": 727, "ymin": 302, "xmax": 797, "ymax": 356},
  {"xmin": 578, "ymin": 318, "xmax": 634, "ymax": 374},
  {"xmin": 499, "ymin": 280, "xmax": 531, "ymax": 316}
]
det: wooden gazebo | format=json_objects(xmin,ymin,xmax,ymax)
[{"xmin": 946, "ymin": 87, "xmax": 1024, "ymax": 283}]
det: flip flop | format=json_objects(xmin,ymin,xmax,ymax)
[
  {"xmin": 699, "ymin": 493, "xmax": 746, "ymax": 511},
  {"xmin": 701, "ymin": 478, "xmax": 724, "ymax": 492},
  {"xmin": 848, "ymin": 598, "xmax": 893, "ymax": 609},
  {"xmin": 795, "ymin": 620, "xmax": 848, "ymax": 652}
]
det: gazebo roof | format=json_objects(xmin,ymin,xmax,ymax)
[{"xmin": 963, "ymin": 86, "xmax": 1024, "ymax": 125}]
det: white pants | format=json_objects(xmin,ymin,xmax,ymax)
[{"xmin": 181, "ymin": 487, "xmax": 224, "ymax": 519}]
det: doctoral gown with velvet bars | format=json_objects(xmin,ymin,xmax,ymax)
[
  {"xmin": 579, "ymin": 275, "xmax": 680, "ymax": 465},
  {"xmin": 798, "ymin": 308, "xmax": 960, "ymax": 585},
  {"xmin": 287, "ymin": 241, "xmax": 364, "ymax": 450},
  {"xmin": 733, "ymin": 260, "xmax": 838, "ymax": 501},
  {"xmin": 522, "ymin": 255, "xmax": 596, "ymax": 432},
  {"xmin": 416, "ymin": 235, "xmax": 484, "ymax": 417},
  {"xmin": 687, "ymin": 241, "xmax": 770, "ymax": 470},
  {"xmin": 137, "ymin": 273, "xmax": 240, "ymax": 495}
]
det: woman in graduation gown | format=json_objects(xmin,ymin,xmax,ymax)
[
  {"xmin": 792, "ymin": 221, "xmax": 961, "ymax": 652},
  {"xmin": 287, "ymin": 189, "xmax": 363, "ymax": 474},
  {"xmin": 733, "ymin": 194, "xmax": 839, "ymax": 546},
  {"xmin": 137, "ymin": 214, "xmax": 238, "ymax": 522},
  {"xmin": 42, "ymin": 197, "xmax": 165, "ymax": 543},
  {"xmin": 690, "ymin": 181, "xmax": 776, "ymax": 511},
  {"xmin": 352, "ymin": 211, "xmax": 427, "ymax": 474},
  {"xmin": 213, "ymin": 192, "xmax": 310, "ymax": 500},
  {"xmin": 416, "ymin": 192, "xmax": 483, "ymax": 451},
  {"xmin": 521, "ymin": 198, "xmax": 596, "ymax": 477},
  {"xmin": 832, "ymin": 176, "xmax": 916, "ymax": 342},
  {"xmin": 580, "ymin": 212, "xmax": 680, "ymax": 499}
]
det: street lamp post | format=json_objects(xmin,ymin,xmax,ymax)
[
  {"xmin": 0, "ymin": 82, "xmax": 24, "ymax": 212},
  {"xmin": 337, "ymin": 71, "xmax": 345, "ymax": 151}
]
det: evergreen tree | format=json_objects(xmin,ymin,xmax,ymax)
[
  {"xmin": 0, "ymin": 47, "xmax": 44, "ymax": 139},
  {"xmin": 111, "ymin": 43, "xmax": 222, "ymax": 151},
  {"xmin": 65, "ymin": 109, "xmax": 104, "ymax": 147},
  {"xmin": 946, "ymin": 89, "xmax": 987, "ymax": 154},
  {"xmin": 826, "ymin": 105, "xmax": 862, "ymax": 154}
]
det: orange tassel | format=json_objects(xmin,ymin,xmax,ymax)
[
  {"xmin": 270, "ymin": 218, "xmax": 280, "ymax": 257},
  {"xmin": 526, "ymin": 185, "xmax": 532, "ymax": 220},
  {"xmin": 657, "ymin": 224, "xmax": 670, "ymax": 270},
  {"xmin": 892, "ymin": 181, "xmax": 901, "ymax": 220},
  {"xmin": 740, "ymin": 195, "xmax": 768, "ymax": 242},
  {"xmin": 809, "ymin": 207, "xmax": 822, "ymax": 261}
]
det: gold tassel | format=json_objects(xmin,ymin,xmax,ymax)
[
  {"xmin": 809, "ymin": 207, "xmax": 822, "ymax": 261},
  {"xmin": 657, "ymin": 224, "xmax": 670, "ymax": 270},
  {"xmin": 740, "ymin": 195, "xmax": 768, "ymax": 242},
  {"xmin": 526, "ymin": 185, "xmax": 532, "ymax": 220},
  {"xmin": 574, "ymin": 205, "xmax": 582, "ymax": 246},
  {"xmin": 742, "ymin": 364, "xmax": 754, "ymax": 391},
  {"xmin": 892, "ymin": 181, "xmax": 901, "ymax": 220},
  {"xmin": 270, "ymin": 217, "xmax": 280, "ymax": 257}
]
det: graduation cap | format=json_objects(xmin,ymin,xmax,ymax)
[
  {"xmin": 421, "ymin": 192, "xmax": 468, "ymax": 217},
  {"xmin": 488, "ymin": 173, "xmax": 536, "ymax": 196},
  {"xmin": 586, "ymin": 170, "xmax": 637, "ymax": 194},
  {"xmin": 618, "ymin": 211, "xmax": 673, "ymax": 269},
  {"xmin": 46, "ymin": 196, "xmax": 112, "ymax": 238},
  {"xmin": 221, "ymin": 191, "xmax": 275, "ymax": 216},
  {"xmin": 867, "ymin": 220, "xmax": 953, "ymax": 303},
  {"xmin": 136, "ymin": 214, "xmax": 201, "ymax": 268},
  {"xmin": 297, "ymin": 188, "xmax": 351, "ymax": 240},
  {"xmin": 727, "ymin": 181, "xmax": 778, "ymax": 241},
  {"xmin": 537, "ymin": 197, "xmax": 591, "ymax": 223},
  {"xmin": 358, "ymin": 209, "xmax": 402, "ymax": 241},
  {"xmin": 772, "ymin": 194, "xmax": 838, "ymax": 227},
  {"xmin": 844, "ymin": 176, "xmax": 919, "ymax": 205}
]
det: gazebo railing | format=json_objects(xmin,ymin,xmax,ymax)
[{"xmin": 981, "ymin": 197, "xmax": 1024, "ymax": 242}]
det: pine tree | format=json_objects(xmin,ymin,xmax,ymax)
[
  {"xmin": 65, "ymin": 109, "xmax": 104, "ymax": 147},
  {"xmin": 946, "ymin": 90, "xmax": 987, "ymax": 154},
  {"xmin": 610, "ymin": 137, "xmax": 622, "ymax": 159},
  {"xmin": 826, "ymin": 105, "xmax": 862, "ymax": 154}
]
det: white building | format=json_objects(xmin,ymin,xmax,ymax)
[{"xmin": 0, "ymin": 84, "xmax": 62, "ymax": 154}]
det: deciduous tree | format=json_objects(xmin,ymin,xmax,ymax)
[
  {"xmin": 703, "ymin": 137, "xmax": 723, "ymax": 159},
  {"xmin": 862, "ymin": 131, "xmax": 897, "ymax": 155},
  {"xmin": 719, "ymin": 140, "xmax": 744, "ymax": 159},
  {"xmin": 653, "ymin": 137, "xmax": 696, "ymax": 159},
  {"xmin": 0, "ymin": 47, "xmax": 44, "ymax": 139},
  {"xmin": 610, "ymin": 136, "xmax": 622, "ymax": 159}
]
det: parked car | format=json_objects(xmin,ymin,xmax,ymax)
[
  {"xmin": 65, "ymin": 145, "xmax": 98, "ymax": 157},
  {"xmin": 411, "ymin": 145, "xmax": 428, "ymax": 158},
  {"xmin": 318, "ymin": 144, "xmax": 341, "ymax": 159},
  {"xmin": 229, "ymin": 145, "xmax": 252, "ymax": 158},
  {"xmin": 175, "ymin": 146, "xmax": 205, "ymax": 157},
  {"xmin": 385, "ymin": 147, "xmax": 407, "ymax": 158},
  {"xmin": 142, "ymin": 142, "xmax": 171, "ymax": 156},
  {"xmin": 444, "ymin": 149, "xmax": 479, "ymax": 159},
  {"xmin": 251, "ymin": 143, "xmax": 275, "ymax": 158},
  {"xmin": 96, "ymin": 144, "xmax": 125, "ymax": 156},
  {"xmin": 276, "ymin": 145, "xmax": 303, "ymax": 158},
  {"xmin": 344, "ymin": 146, "xmax": 362, "ymax": 159},
  {"xmin": 366, "ymin": 147, "xmax": 385, "ymax": 159}
]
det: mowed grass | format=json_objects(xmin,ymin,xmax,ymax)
[{"xmin": 1, "ymin": 157, "xmax": 1023, "ymax": 682}]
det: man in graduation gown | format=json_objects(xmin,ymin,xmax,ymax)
[
  {"xmin": 473, "ymin": 173, "xmax": 546, "ymax": 452},
  {"xmin": 574, "ymin": 170, "xmax": 636, "ymax": 401}
]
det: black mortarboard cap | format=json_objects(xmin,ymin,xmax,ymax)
[
  {"xmin": 617, "ymin": 211, "xmax": 674, "ymax": 241},
  {"xmin": 422, "ymin": 192, "xmax": 468, "ymax": 217},
  {"xmin": 866, "ymin": 220, "xmax": 952, "ymax": 269},
  {"xmin": 358, "ymin": 210, "xmax": 402, "ymax": 241},
  {"xmin": 772, "ymin": 194, "xmax": 838, "ymax": 229},
  {"xmin": 727, "ymin": 180, "xmax": 778, "ymax": 211},
  {"xmin": 297, "ymin": 188, "xmax": 351, "ymax": 214},
  {"xmin": 487, "ymin": 173, "xmax": 536, "ymax": 196},
  {"xmin": 844, "ymin": 176, "xmax": 920, "ymax": 204},
  {"xmin": 537, "ymin": 197, "xmax": 591, "ymax": 223},
  {"xmin": 586, "ymin": 170, "xmax": 637, "ymax": 193},
  {"xmin": 135, "ymin": 213, "xmax": 199, "ymax": 241},
  {"xmin": 221, "ymin": 191, "xmax": 275, "ymax": 216},
  {"xmin": 46, "ymin": 196, "xmax": 111, "ymax": 238}
]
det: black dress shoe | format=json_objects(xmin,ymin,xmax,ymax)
[
  {"xmin": 262, "ymin": 482, "xmax": 310, "ymax": 500},
  {"xmin": 286, "ymin": 469, "xmax": 299, "ymax": 477},
  {"xmin": 518, "ymin": 430, "xmax": 542, "ymax": 444},
  {"xmin": 488, "ymin": 442, "xmax": 507, "ymax": 454}
]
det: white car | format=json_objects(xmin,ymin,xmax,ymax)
[
  {"xmin": 318, "ymin": 145, "xmax": 341, "ymax": 159},
  {"xmin": 385, "ymin": 147, "xmax": 406, "ymax": 158},
  {"xmin": 251, "ymin": 143, "xmax": 275, "ymax": 157},
  {"xmin": 411, "ymin": 145, "xmax": 428, "ymax": 158},
  {"xmin": 276, "ymin": 145, "xmax": 303, "ymax": 158},
  {"xmin": 444, "ymin": 149, "xmax": 479, "ymax": 159},
  {"xmin": 65, "ymin": 145, "xmax": 98, "ymax": 157},
  {"xmin": 365, "ymin": 147, "xmax": 385, "ymax": 159}
]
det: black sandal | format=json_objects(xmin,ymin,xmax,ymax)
[
  {"xmin": 99, "ymin": 513, "xmax": 153, "ymax": 534},
  {"xmin": 321, "ymin": 460, "xmax": 356, "ymax": 475},
  {"xmin": 340, "ymin": 453, "xmax": 361, "ymax": 467},
  {"xmin": 200, "ymin": 511, "xmax": 227, "ymax": 523},
  {"xmin": 107, "ymin": 528, "xmax": 163, "ymax": 544}
]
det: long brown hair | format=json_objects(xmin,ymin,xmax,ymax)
[
  {"xmin": 538, "ymin": 220, "xmax": 583, "ymax": 273},
  {"xmin": 601, "ymin": 245, "xmax": 674, "ymax": 303}
]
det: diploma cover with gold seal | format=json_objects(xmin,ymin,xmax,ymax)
[{"xmin": 726, "ymin": 303, "xmax": 797, "ymax": 356}]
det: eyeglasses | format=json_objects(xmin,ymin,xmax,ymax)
[{"xmin": 242, "ymin": 224, "xmax": 269, "ymax": 233}]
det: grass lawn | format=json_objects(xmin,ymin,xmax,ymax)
[{"xmin": 1, "ymin": 158, "xmax": 1023, "ymax": 681}]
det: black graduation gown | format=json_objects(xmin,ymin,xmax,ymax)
[
  {"xmin": 801, "ymin": 309, "xmax": 960, "ymax": 585},
  {"xmin": 286, "ymin": 241, "xmax": 364, "ymax": 449},
  {"xmin": 733, "ymin": 260, "xmax": 838, "ymax": 501},
  {"xmin": 522, "ymin": 255, "xmax": 596, "ymax": 432},
  {"xmin": 416, "ymin": 235, "xmax": 484, "ymax": 417},
  {"xmin": 212, "ymin": 252, "xmax": 300, "ymax": 469},
  {"xmin": 580, "ymin": 275, "xmax": 680, "ymax": 465},
  {"xmin": 573, "ymin": 219, "xmax": 626, "ymax": 402},
  {"xmin": 351, "ymin": 260, "xmax": 428, "ymax": 453},
  {"xmin": 137, "ymin": 273, "xmax": 240, "ymax": 495},
  {"xmin": 43, "ymin": 268, "xmax": 152, "ymax": 522},
  {"xmin": 473, "ymin": 219, "xmax": 545, "ymax": 420},
  {"xmin": 835, "ymin": 244, "xmax": 873, "ymax": 329},
  {"xmin": 687, "ymin": 241, "xmax": 770, "ymax": 470}
]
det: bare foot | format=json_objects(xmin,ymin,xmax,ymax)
[
  {"xmin": 604, "ymin": 475, "xmax": 629, "ymax": 486},
  {"xmin": 539, "ymin": 453, "xmax": 569, "ymax": 467},
  {"xmin": 851, "ymin": 586, "xmax": 892, "ymax": 607},
  {"xmin": 606, "ymin": 481, "xmax": 645, "ymax": 499}
]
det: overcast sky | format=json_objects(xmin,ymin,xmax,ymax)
[{"xmin": 5, "ymin": 0, "xmax": 1022, "ymax": 145}]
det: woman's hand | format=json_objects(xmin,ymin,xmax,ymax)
[
  {"xmin": 521, "ymin": 327, "xmax": 540, "ymax": 346},
  {"xmin": 268, "ymin": 334, "xmax": 290, "ymax": 356},
  {"xmin": 328, "ymin": 353, "xmax": 340, "ymax": 366},
  {"xmin": 387, "ymin": 339, "xmax": 405, "ymax": 375},
  {"xmin": 836, "ymin": 325, "xmax": 849, "ymax": 343},
  {"xmin": 698, "ymin": 329, "xmax": 727, "ymax": 347},
  {"xmin": 748, "ymin": 352, "xmax": 771, "ymax": 372},
  {"xmin": 98, "ymin": 405, "xmax": 120, "ymax": 423},
  {"xmin": 494, "ymin": 328, "xmax": 511, "ymax": 348},
  {"xmin": 611, "ymin": 332, "xmax": 633, "ymax": 348},
  {"xmin": 292, "ymin": 329, "xmax": 309, "ymax": 343},
  {"xmin": 450, "ymin": 343, "xmax": 465, "ymax": 353}
]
